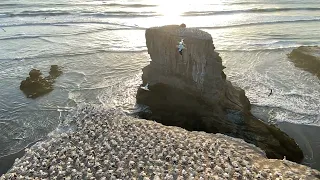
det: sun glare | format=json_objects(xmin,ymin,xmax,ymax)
[
  {"xmin": 158, "ymin": 1, "xmax": 184, "ymax": 17},
  {"xmin": 157, "ymin": 1, "xmax": 188, "ymax": 23},
  {"xmin": 156, "ymin": 0, "xmax": 225, "ymax": 25}
]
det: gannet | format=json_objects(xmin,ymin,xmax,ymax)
[{"xmin": 141, "ymin": 83, "xmax": 150, "ymax": 91}]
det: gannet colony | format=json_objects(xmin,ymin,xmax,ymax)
[{"xmin": 1, "ymin": 106, "xmax": 319, "ymax": 179}]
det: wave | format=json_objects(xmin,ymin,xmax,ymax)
[
  {"xmin": 0, "ymin": 35, "xmax": 42, "ymax": 41},
  {"xmin": 0, "ymin": 3, "xmax": 156, "ymax": 8},
  {"xmin": 216, "ymin": 42, "xmax": 320, "ymax": 52},
  {"xmin": 216, "ymin": 47, "xmax": 298, "ymax": 52},
  {"xmin": 80, "ymin": 11, "xmax": 159, "ymax": 18},
  {"xmin": 3, "ymin": 7, "xmax": 318, "ymax": 18},
  {"xmin": 1, "ymin": 10, "xmax": 159, "ymax": 18},
  {"xmin": 0, "ymin": 22, "xmax": 145, "ymax": 42},
  {"xmin": 5, "ymin": 10, "xmax": 72, "ymax": 17},
  {"xmin": 227, "ymin": 1, "xmax": 320, "ymax": 5},
  {"xmin": 199, "ymin": 19, "xmax": 320, "ymax": 29},
  {"xmin": 104, "ymin": 3, "xmax": 156, "ymax": 8},
  {"xmin": 253, "ymin": 104, "xmax": 319, "ymax": 122},
  {"xmin": 0, "ymin": 21, "xmax": 147, "ymax": 29},
  {"xmin": 0, "ymin": 49, "xmax": 148, "ymax": 61},
  {"xmin": 1, "ymin": 19, "xmax": 318, "ymax": 43},
  {"xmin": 0, "ymin": 3, "xmax": 62, "ymax": 7},
  {"xmin": 0, "ymin": 26, "xmax": 144, "ymax": 41},
  {"xmin": 2, "ymin": 18, "xmax": 319, "ymax": 30},
  {"xmin": 184, "ymin": 7, "xmax": 320, "ymax": 16}
]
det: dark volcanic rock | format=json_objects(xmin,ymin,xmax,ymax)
[
  {"xmin": 288, "ymin": 46, "xmax": 320, "ymax": 78},
  {"xmin": 20, "ymin": 65, "xmax": 62, "ymax": 98},
  {"xmin": 20, "ymin": 69, "xmax": 53, "ymax": 98},
  {"xmin": 136, "ymin": 25, "xmax": 303, "ymax": 163},
  {"xmin": 48, "ymin": 65, "xmax": 63, "ymax": 79}
]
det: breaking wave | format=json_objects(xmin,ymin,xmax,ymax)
[
  {"xmin": 184, "ymin": 7, "xmax": 320, "ymax": 16},
  {"xmin": 199, "ymin": 19, "xmax": 320, "ymax": 29}
]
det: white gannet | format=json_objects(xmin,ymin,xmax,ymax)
[{"xmin": 140, "ymin": 83, "xmax": 150, "ymax": 91}]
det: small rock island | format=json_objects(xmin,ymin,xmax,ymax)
[{"xmin": 20, "ymin": 65, "xmax": 62, "ymax": 98}]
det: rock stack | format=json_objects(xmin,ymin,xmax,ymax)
[{"xmin": 136, "ymin": 25, "xmax": 303, "ymax": 162}]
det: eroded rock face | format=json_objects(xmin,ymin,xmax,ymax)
[
  {"xmin": 136, "ymin": 25, "xmax": 303, "ymax": 163},
  {"xmin": 288, "ymin": 46, "xmax": 320, "ymax": 78},
  {"xmin": 20, "ymin": 65, "xmax": 62, "ymax": 98},
  {"xmin": 142, "ymin": 25, "xmax": 250, "ymax": 113}
]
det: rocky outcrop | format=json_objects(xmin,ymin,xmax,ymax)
[
  {"xmin": 288, "ymin": 46, "xmax": 320, "ymax": 78},
  {"xmin": 2, "ymin": 107, "xmax": 319, "ymax": 179},
  {"xmin": 20, "ymin": 65, "xmax": 62, "ymax": 98},
  {"xmin": 136, "ymin": 25, "xmax": 303, "ymax": 162},
  {"xmin": 48, "ymin": 65, "xmax": 63, "ymax": 79},
  {"xmin": 142, "ymin": 25, "xmax": 249, "ymax": 113}
]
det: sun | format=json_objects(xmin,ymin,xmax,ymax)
[
  {"xmin": 157, "ymin": 1, "xmax": 188, "ymax": 23},
  {"xmin": 156, "ymin": 0, "xmax": 218, "ymax": 24},
  {"xmin": 158, "ymin": 1, "xmax": 184, "ymax": 17}
]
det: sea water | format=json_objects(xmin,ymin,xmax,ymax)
[{"xmin": 0, "ymin": 0, "xmax": 319, "ymax": 170}]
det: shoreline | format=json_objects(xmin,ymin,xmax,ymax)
[
  {"xmin": 0, "ymin": 149, "xmax": 25, "ymax": 176},
  {"xmin": 0, "ymin": 139, "xmax": 43, "ymax": 176}
]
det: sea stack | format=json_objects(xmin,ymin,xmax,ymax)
[{"xmin": 136, "ymin": 25, "xmax": 303, "ymax": 162}]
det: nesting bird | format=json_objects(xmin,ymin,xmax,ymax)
[
  {"xmin": 1, "ymin": 106, "xmax": 319, "ymax": 179},
  {"xmin": 140, "ymin": 83, "xmax": 150, "ymax": 91}
]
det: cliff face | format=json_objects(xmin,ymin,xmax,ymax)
[
  {"xmin": 143, "ymin": 25, "xmax": 250, "ymax": 113},
  {"xmin": 137, "ymin": 25, "xmax": 303, "ymax": 163}
]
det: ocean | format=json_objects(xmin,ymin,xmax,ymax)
[{"xmin": 0, "ymin": 0, "xmax": 319, "ymax": 172}]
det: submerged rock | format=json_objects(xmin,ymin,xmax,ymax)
[
  {"xmin": 1, "ymin": 107, "xmax": 319, "ymax": 179},
  {"xmin": 288, "ymin": 46, "xmax": 320, "ymax": 78},
  {"xmin": 136, "ymin": 25, "xmax": 303, "ymax": 163},
  {"xmin": 20, "ymin": 65, "xmax": 62, "ymax": 98}
]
